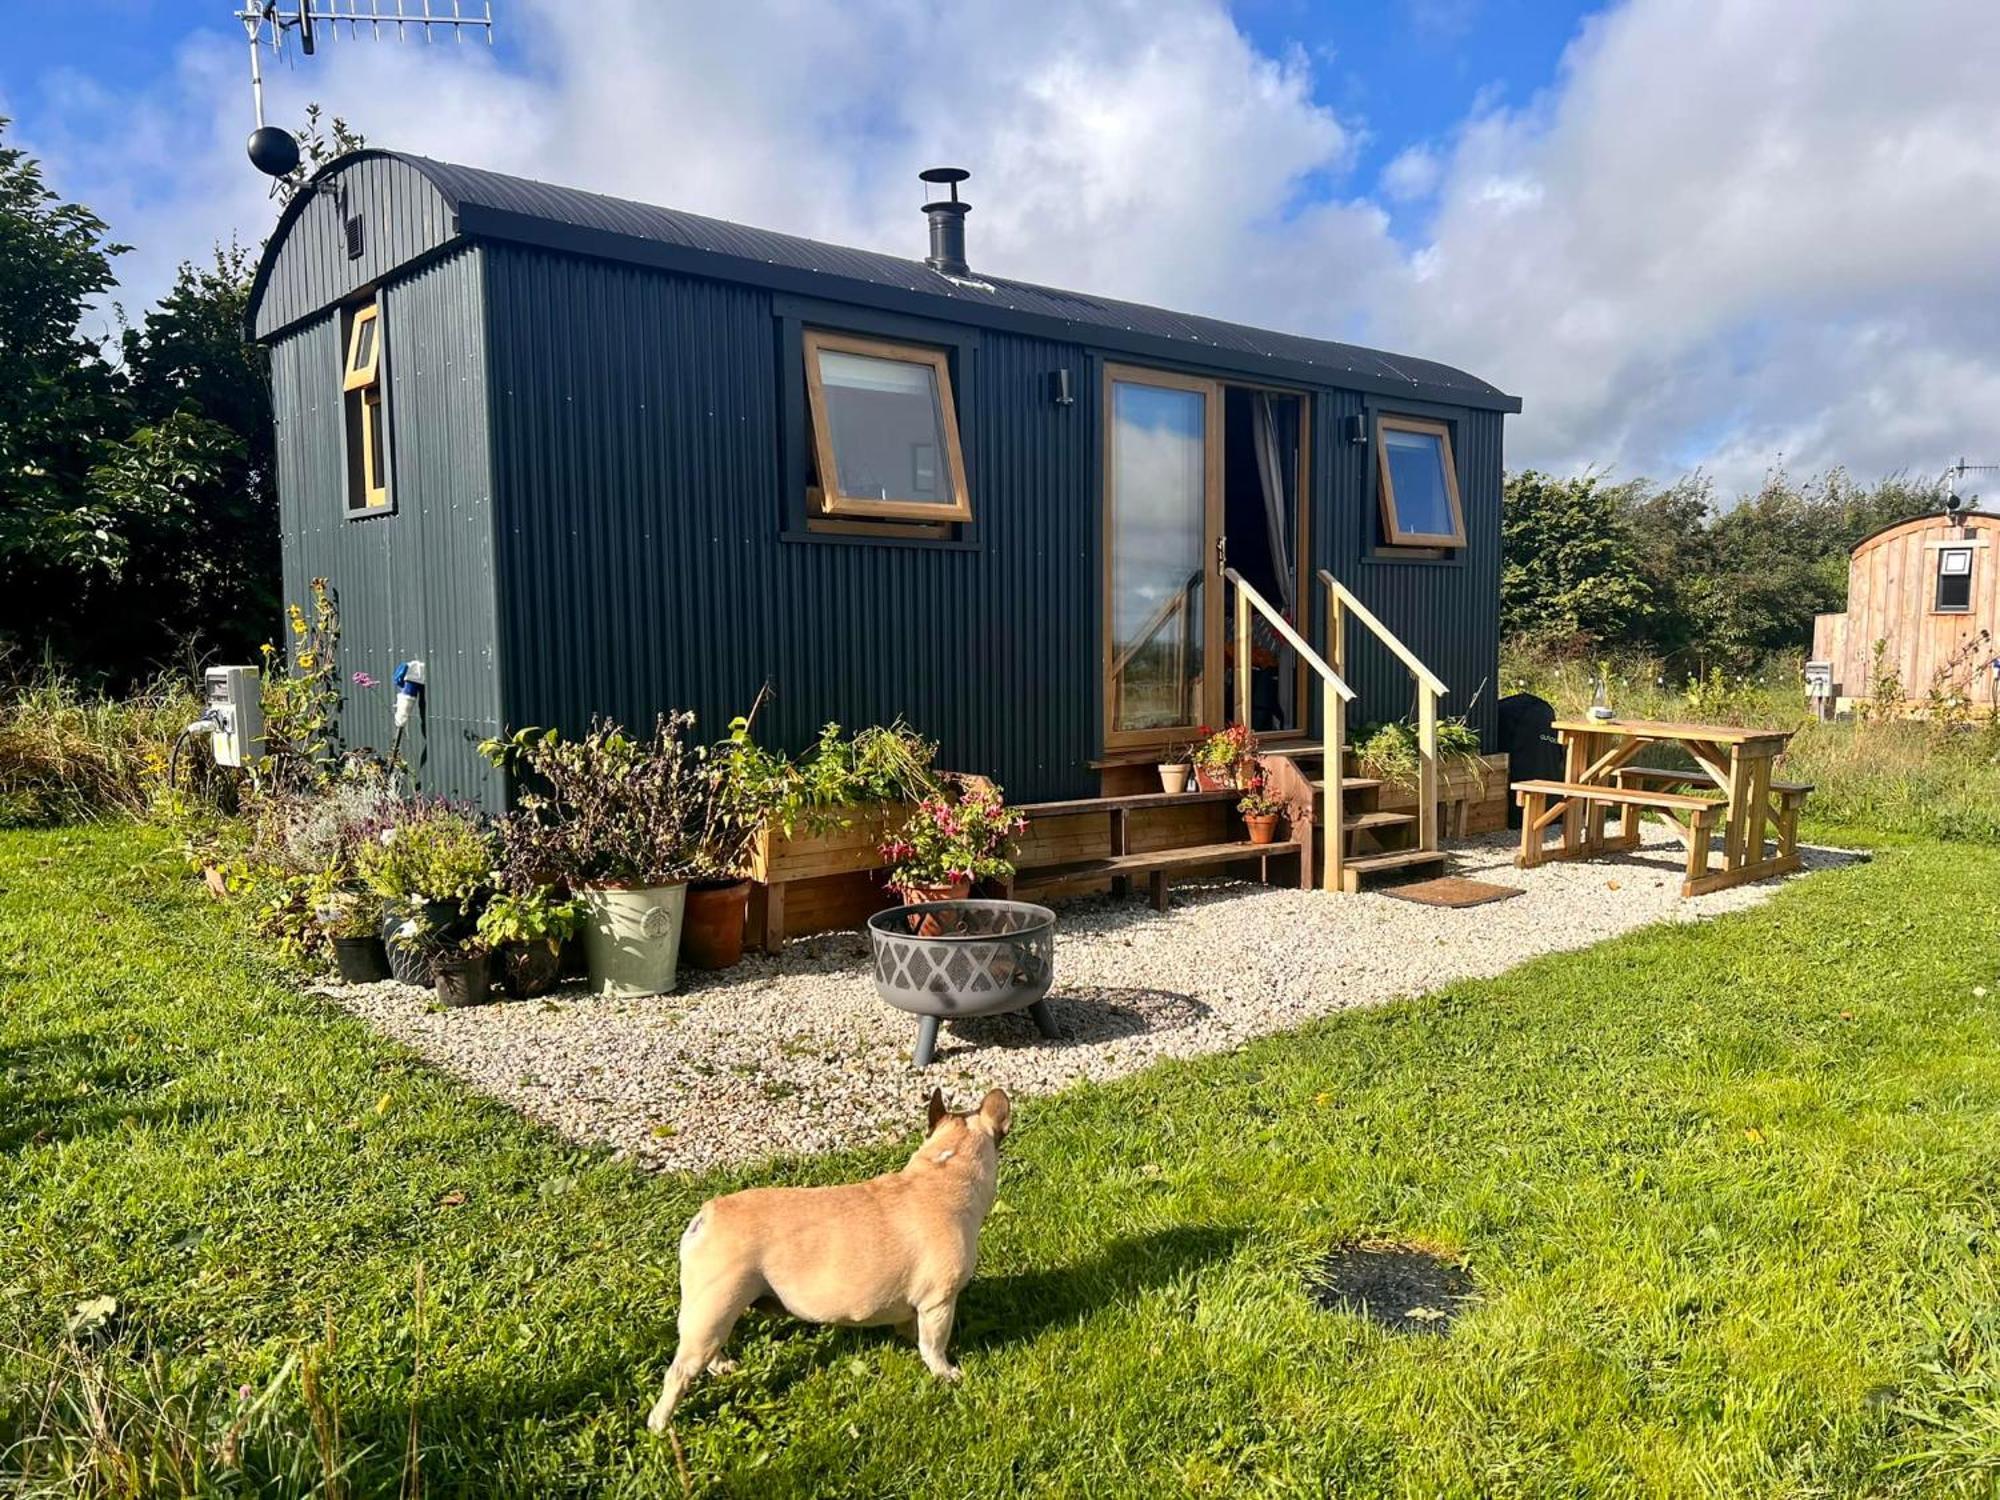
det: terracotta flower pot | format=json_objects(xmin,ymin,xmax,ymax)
[
  {"xmin": 1158, "ymin": 763, "xmax": 1191, "ymax": 794},
  {"xmin": 1195, "ymin": 766, "xmax": 1238, "ymax": 792},
  {"xmin": 896, "ymin": 879, "xmax": 972, "ymax": 936},
  {"xmin": 1244, "ymin": 812, "xmax": 1280, "ymax": 845},
  {"xmin": 681, "ymin": 878, "xmax": 751, "ymax": 970}
]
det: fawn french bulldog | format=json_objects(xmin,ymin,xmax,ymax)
[{"xmin": 648, "ymin": 1087, "xmax": 1011, "ymax": 1431}]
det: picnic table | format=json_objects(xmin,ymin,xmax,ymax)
[{"xmin": 1512, "ymin": 718, "xmax": 1810, "ymax": 897}]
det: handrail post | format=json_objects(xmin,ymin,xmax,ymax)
[
  {"xmin": 1325, "ymin": 683, "xmax": 1344, "ymax": 891},
  {"xmin": 1418, "ymin": 685, "xmax": 1438, "ymax": 853},
  {"xmin": 1233, "ymin": 582, "xmax": 1251, "ymax": 730}
]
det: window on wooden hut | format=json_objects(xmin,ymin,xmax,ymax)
[
  {"xmin": 804, "ymin": 330, "xmax": 970, "ymax": 525},
  {"xmin": 1376, "ymin": 415, "xmax": 1464, "ymax": 549},
  {"xmin": 1937, "ymin": 546, "xmax": 1974, "ymax": 613},
  {"xmin": 342, "ymin": 299, "xmax": 389, "ymax": 515}
]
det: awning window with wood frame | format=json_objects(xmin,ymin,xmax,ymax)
[
  {"xmin": 1376, "ymin": 414, "xmax": 1464, "ymax": 549},
  {"xmin": 342, "ymin": 299, "xmax": 389, "ymax": 515},
  {"xmin": 803, "ymin": 329, "xmax": 971, "ymax": 526},
  {"xmin": 1936, "ymin": 545, "xmax": 1974, "ymax": 613}
]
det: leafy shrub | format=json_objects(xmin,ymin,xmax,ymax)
[
  {"xmin": 880, "ymin": 778, "xmax": 1025, "ymax": 892},
  {"xmin": 354, "ymin": 800, "xmax": 496, "ymax": 906},
  {"xmin": 483, "ymin": 716, "xmax": 710, "ymax": 888},
  {"xmin": 718, "ymin": 717, "xmax": 939, "ymax": 837},
  {"xmin": 1352, "ymin": 716, "xmax": 1485, "ymax": 792}
]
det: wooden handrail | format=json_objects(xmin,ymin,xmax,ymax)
[
  {"xmin": 1316, "ymin": 569, "xmax": 1448, "ymax": 696},
  {"xmin": 1318, "ymin": 567, "xmax": 1444, "ymax": 855},
  {"xmin": 1224, "ymin": 570, "xmax": 1357, "ymax": 703},
  {"xmin": 1227, "ymin": 567, "xmax": 1349, "ymax": 891}
]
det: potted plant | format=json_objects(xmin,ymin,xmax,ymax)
[
  {"xmin": 431, "ymin": 929, "xmax": 494, "ymax": 1008},
  {"xmin": 678, "ymin": 731, "xmax": 772, "ymax": 971},
  {"xmin": 1158, "ymin": 738, "xmax": 1194, "ymax": 795},
  {"xmin": 1192, "ymin": 724, "xmax": 1257, "ymax": 790},
  {"xmin": 482, "ymin": 715, "xmax": 705, "ymax": 998},
  {"xmin": 312, "ymin": 874, "xmax": 391, "ymax": 983},
  {"xmin": 1237, "ymin": 774, "xmax": 1284, "ymax": 845},
  {"xmin": 881, "ymin": 778, "xmax": 1026, "ymax": 932},
  {"xmin": 355, "ymin": 801, "xmax": 497, "ymax": 985},
  {"xmin": 476, "ymin": 884, "xmax": 584, "ymax": 998}
]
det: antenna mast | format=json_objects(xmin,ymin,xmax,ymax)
[{"xmin": 234, "ymin": 2, "xmax": 496, "ymax": 176}]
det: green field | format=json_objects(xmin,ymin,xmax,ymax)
[{"xmin": 5, "ymin": 823, "xmax": 2000, "ymax": 1496}]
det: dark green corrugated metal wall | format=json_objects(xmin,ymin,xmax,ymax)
[
  {"xmin": 271, "ymin": 246, "xmax": 506, "ymax": 805},
  {"xmin": 481, "ymin": 245, "xmax": 1102, "ymax": 800},
  {"xmin": 477, "ymin": 244, "xmax": 1500, "ymax": 798}
]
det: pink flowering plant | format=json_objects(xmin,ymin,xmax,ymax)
[
  {"xmin": 1237, "ymin": 770, "xmax": 1284, "ymax": 817},
  {"xmin": 880, "ymin": 777, "xmax": 1026, "ymax": 893}
]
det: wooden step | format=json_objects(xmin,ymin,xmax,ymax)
[
  {"xmin": 1335, "ymin": 847, "xmax": 1446, "ymax": 893},
  {"xmin": 1015, "ymin": 838, "xmax": 1300, "ymax": 886},
  {"xmin": 1014, "ymin": 788, "xmax": 1239, "ymax": 819},
  {"xmin": 1308, "ymin": 777, "xmax": 1384, "ymax": 795},
  {"xmin": 1342, "ymin": 810, "xmax": 1415, "ymax": 834},
  {"xmin": 1013, "ymin": 837, "xmax": 1306, "ymax": 911}
]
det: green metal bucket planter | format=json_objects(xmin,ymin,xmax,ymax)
[{"xmin": 579, "ymin": 884, "xmax": 688, "ymax": 997}]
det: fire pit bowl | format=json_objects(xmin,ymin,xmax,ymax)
[{"xmin": 866, "ymin": 899, "xmax": 1059, "ymax": 1067}]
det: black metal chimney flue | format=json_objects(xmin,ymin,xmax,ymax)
[{"xmin": 920, "ymin": 166, "xmax": 971, "ymax": 277}]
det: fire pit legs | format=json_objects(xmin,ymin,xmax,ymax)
[{"xmin": 911, "ymin": 997, "xmax": 1060, "ymax": 1068}]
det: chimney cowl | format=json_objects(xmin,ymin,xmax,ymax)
[{"xmin": 919, "ymin": 166, "xmax": 971, "ymax": 277}]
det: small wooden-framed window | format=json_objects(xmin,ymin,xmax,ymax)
[
  {"xmin": 342, "ymin": 299, "xmax": 389, "ymax": 515},
  {"xmin": 803, "ymin": 329, "xmax": 970, "ymax": 523},
  {"xmin": 1937, "ymin": 546, "xmax": 1974, "ymax": 613},
  {"xmin": 1376, "ymin": 414, "xmax": 1464, "ymax": 548}
]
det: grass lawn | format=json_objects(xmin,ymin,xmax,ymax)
[{"xmin": 5, "ymin": 824, "xmax": 2000, "ymax": 1497}]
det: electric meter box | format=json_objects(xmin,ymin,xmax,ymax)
[{"xmin": 204, "ymin": 666, "xmax": 264, "ymax": 768}]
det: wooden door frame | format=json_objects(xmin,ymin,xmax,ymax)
[
  {"xmin": 1222, "ymin": 379, "xmax": 1313, "ymax": 745},
  {"xmin": 1101, "ymin": 363, "xmax": 1225, "ymax": 753}
]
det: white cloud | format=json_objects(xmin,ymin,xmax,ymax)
[{"xmin": 17, "ymin": 0, "xmax": 2000, "ymax": 496}]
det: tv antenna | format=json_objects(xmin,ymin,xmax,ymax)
[
  {"xmin": 235, "ymin": 2, "xmax": 495, "ymax": 177},
  {"xmin": 1944, "ymin": 458, "xmax": 1997, "ymax": 519}
]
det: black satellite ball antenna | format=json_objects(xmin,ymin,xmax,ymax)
[{"xmin": 234, "ymin": 2, "xmax": 495, "ymax": 180}]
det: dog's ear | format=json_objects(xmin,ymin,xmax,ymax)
[
  {"xmin": 978, "ymin": 1088, "xmax": 1011, "ymax": 1140},
  {"xmin": 926, "ymin": 1087, "xmax": 948, "ymax": 1132}
]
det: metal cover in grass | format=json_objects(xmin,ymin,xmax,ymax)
[{"xmin": 1308, "ymin": 1242, "xmax": 1474, "ymax": 1333}]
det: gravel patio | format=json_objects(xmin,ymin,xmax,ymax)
[{"xmin": 316, "ymin": 828, "xmax": 1859, "ymax": 1174}]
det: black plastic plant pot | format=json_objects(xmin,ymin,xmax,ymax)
[
  {"xmin": 434, "ymin": 951, "xmax": 492, "ymax": 1008},
  {"xmin": 331, "ymin": 933, "xmax": 391, "ymax": 984},
  {"xmin": 866, "ymin": 899, "xmax": 1061, "ymax": 1068},
  {"xmin": 379, "ymin": 900, "xmax": 464, "ymax": 987},
  {"xmin": 499, "ymin": 941, "xmax": 564, "ymax": 999}
]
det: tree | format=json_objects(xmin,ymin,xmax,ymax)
[
  {"xmin": 1500, "ymin": 470, "xmax": 1652, "ymax": 651},
  {"xmin": 0, "ymin": 117, "xmax": 131, "ymax": 656}
]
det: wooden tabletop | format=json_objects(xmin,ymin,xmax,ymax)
[{"xmin": 1550, "ymin": 717, "xmax": 1796, "ymax": 744}]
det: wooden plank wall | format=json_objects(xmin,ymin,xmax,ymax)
[{"xmin": 1833, "ymin": 515, "xmax": 1998, "ymax": 707}]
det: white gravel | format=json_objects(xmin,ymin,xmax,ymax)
[{"xmin": 314, "ymin": 828, "xmax": 1860, "ymax": 1174}]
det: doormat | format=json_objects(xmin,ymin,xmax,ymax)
[
  {"xmin": 1380, "ymin": 876, "xmax": 1523, "ymax": 908},
  {"xmin": 1307, "ymin": 1241, "xmax": 1475, "ymax": 1334}
]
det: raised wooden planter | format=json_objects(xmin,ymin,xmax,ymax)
[
  {"xmin": 1373, "ymin": 753, "xmax": 1511, "ymax": 835},
  {"xmin": 746, "ymin": 802, "xmax": 914, "ymax": 953}
]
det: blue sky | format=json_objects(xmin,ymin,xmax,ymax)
[{"xmin": 4, "ymin": 1, "xmax": 1996, "ymax": 493}]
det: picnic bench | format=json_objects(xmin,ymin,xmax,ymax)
[{"xmin": 1513, "ymin": 718, "xmax": 1809, "ymax": 896}]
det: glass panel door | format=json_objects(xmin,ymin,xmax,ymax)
[{"xmin": 1104, "ymin": 367, "xmax": 1220, "ymax": 748}]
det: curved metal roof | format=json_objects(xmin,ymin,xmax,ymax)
[{"xmin": 249, "ymin": 150, "xmax": 1520, "ymax": 411}]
